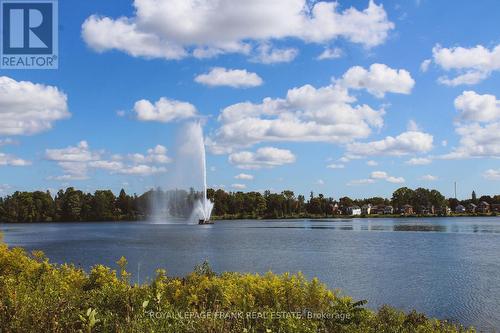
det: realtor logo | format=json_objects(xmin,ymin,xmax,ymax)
[{"xmin": 1, "ymin": 0, "xmax": 58, "ymax": 69}]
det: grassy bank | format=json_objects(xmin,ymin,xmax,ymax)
[{"xmin": 0, "ymin": 236, "xmax": 474, "ymax": 332}]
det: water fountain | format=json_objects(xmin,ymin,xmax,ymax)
[
  {"xmin": 150, "ymin": 121, "xmax": 214, "ymax": 224},
  {"xmin": 189, "ymin": 122, "xmax": 214, "ymax": 224}
]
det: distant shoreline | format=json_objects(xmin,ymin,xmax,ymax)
[{"xmin": 0, "ymin": 213, "xmax": 498, "ymax": 224}]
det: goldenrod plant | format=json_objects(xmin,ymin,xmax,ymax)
[{"xmin": 0, "ymin": 234, "xmax": 474, "ymax": 332}]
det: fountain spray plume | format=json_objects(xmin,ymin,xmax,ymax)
[
  {"xmin": 190, "ymin": 121, "xmax": 214, "ymax": 223},
  {"xmin": 148, "ymin": 121, "xmax": 213, "ymax": 223}
]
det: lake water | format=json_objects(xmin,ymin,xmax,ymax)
[{"xmin": 1, "ymin": 217, "xmax": 500, "ymax": 331}]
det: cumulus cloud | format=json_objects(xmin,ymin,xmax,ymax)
[
  {"xmin": 441, "ymin": 122, "xmax": 500, "ymax": 159},
  {"xmin": 366, "ymin": 160, "xmax": 378, "ymax": 166},
  {"xmin": 0, "ymin": 138, "xmax": 17, "ymax": 147},
  {"xmin": 442, "ymin": 91, "xmax": 500, "ymax": 159},
  {"xmin": 0, "ymin": 184, "xmax": 12, "ymax": 194},
  {"xmin": 195, "ymin": 67, "xmax": 263, "ymax": 88},
  {"xmin": 231, "ymin": 183, "xmax": 247, "ymax": 190},
  {"xmin": 347, "ymin": 131, "xmax": 434, "ymax": 157},
  {"xmin": 234, "ymin": 173, "xmax": 254, "ymax": 180},
  {"xmin": 347, "ymin": 178, "xmax": 375, "ymax": 186},
  {"xmin": 134, "ymin": 97, "xmax": 198, "ymax": 123},
  {"xmin": 251, "ymin": 44, "xmax": 298, "ymax": 64},
  {"xmin": 420, "ymin": 59, "xmax": 431, "ymax": 72},
  {"xmin": 454, "ymin": 91, "xmax": 500, "ymax": 122},
  {"xmin": 421, "ymin": 174, "xmax": 438, "ymax": 181},
  {"xmin": 405, "ymin": 157, "xmax": 432, "ymax": 165},
  {"xmin": 46, "ymin": 141, "xmax": 100, "ymax": 163},
  {"xmin": 483, "ymin": 169, "xmax": 500, "ymax": 181},
  {"xmin": 317, "ymin": 47, "xmax": 343, "ymax": 60},
  {"xmin": 46, "ymin": 141, "xmax": 171, "ymax": 180},
  {"xmin": 127, "ymin": 145, "xmax": 172, "ymax": 164},
  {"xmin": 0, "ymin": 153, "xmax": 31, "ymax": 167},
  {"xmin": 229, "ymin": 147, "xmax": 296, "ymax": 169},
  {"xmin": 82, "ymin": 0, "xmax": 394, "ymax": 61},
  {"xmin": 327, "ymin": 163, "xmax": 345, "ymax": 169},
  {"xmin": 0, "ymin": 76, "xmax": 69, "ymax": 136},
  {"xmin": 431, "ymin": 44, "xmax": 500, "ymax": 86},
  {"xmin": 339, "ymin": 63, "xmax": 415, "ymax": 98},
  {"xmin": 349, "ymin": 170, "xmax": 404, "ymax": 185},
  {"xmin": 208, "ymin": 64, "xmax": 415, "ymax": 153},
  {"xmin": 371, "ymin": 171, "xmax": 404, "ymax": 183}
]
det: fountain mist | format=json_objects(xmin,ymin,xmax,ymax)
[{"xmin": 150, "ymin": 122, "xmax": 213, "ymax": 223}]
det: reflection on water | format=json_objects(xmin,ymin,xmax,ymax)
[
  {"xmin": 1, "ymin": 216, "xmax": 500, "ymax": 331},
  {"xmin": 250, "ymin": 217, "xmax": 500, "ymax": 234}
]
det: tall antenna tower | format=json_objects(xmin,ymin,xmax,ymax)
[{"xmin": 454, "ymin": 181, "xmax": 457, "ymax": 199}]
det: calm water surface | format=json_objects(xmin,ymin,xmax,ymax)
[{"xmin": 1, "ymin": 217, "xmax": 500, "ymax": 331}]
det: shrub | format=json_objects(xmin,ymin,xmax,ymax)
[{"xmin": 0, "ymin": 237, "xmax": 475, "ymax": 333}]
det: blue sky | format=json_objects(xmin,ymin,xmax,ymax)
[{"xmin": 1, "ymin": 0, "xmax": 499, "ymax": 199}]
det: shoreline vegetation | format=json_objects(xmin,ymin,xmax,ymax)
[
  {"xmin": 0, "ymin": 187, "xmax": 498, "ymax": 223},
  {"xmin": 0, "ymin": 235, "xmax": 475, "ymax": 333}
]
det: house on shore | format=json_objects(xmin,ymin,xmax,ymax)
[
  {"xmin": 478, "ymin": 201, "xmax": 490, "ymax": 213},
  {"xmin": 402, "ymin": 204, "xmax": 413, "ymax": 215},
  {"xmin": 436, "ymin": 206, "xmax": 451, "ymax": 216},
  {"xmin": 361, "ymin": 204, "xmax": 372, "ymax": 215},
  {"xmin": 384, "ymin": 205, "xmax": 394, "ymax": 214},
  {"xmin": 467, "ymin": 203, "xmax": 477, "ymax": 213},
  {"xmin": 455, "ymin": 204, "xmax": 466, "ymax": 213},
  {"xmin": 347, "ymin": 205, "xmax": 362, "ymax": 216},
  {"xmin": 492, "ymin": 204, "xmax": 500, "ymax": 213}
]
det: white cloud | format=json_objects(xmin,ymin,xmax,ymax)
[
  {"xmin": 234, "ymin": 173, "xmax": 254, "ymax": 180},
  {"xmin": 327, "ymin": 163, "xmax": 345, "ymax": 169},
  {"xmin": 229, "ymin": 147, "xmax": 296, "ymax": 169},
  {"xmin": 407, "ymin": 119, "xmax": 420, "ymax": 131},
  {"xmin": 406, "ymin": 157, "xmax": 432, "ymax": 165},
  {"xmin": 134, "ymin": 97, "xmax": 197, "ymax": 123},
  {"xmin": 0, "ymin": 76, "xmax": 69, "ymax": 135},
  {"xmin": 195, "ymin": 67, "xmax": 263, "ymax": 88},
  {"xmin": 366, "ymin": 160, "xmax": 378, "ymax": 166},
  {"xmin": 349, "ymin": 170, "xmax": 404, "ymax": 185},
  {"xmin": 251, "ymin": 44, "xmax": 298, "ymax": 64},
  {"xmin": 347, "ymin": 131, "xmax": 434, "ymax": 157},
  {"xmin": 421, "ymin": 174, "xmax": 438, "ymax": 181},
  {"xmin": 431, "ymin": 44, "xmax": 500, "ymax": 86},
  {"xmin": 438, "ymin": 71, "xmax": 489, "ymax": 86},
  {"xmin": 442, "ymin": 122, "xmax": 500, "ymax": 159},
  {"xmin": 347, "ymin": 178, "xmax": 375, "ymax": 186},
  {"xmin": 0, "ymin": 153, "xmax": 31, "ymax": 167},
  {"xmin": 128, "ymin": 145, "xmax": 172, "ymax": 164},
  {"xmin": 420, "ymin": 59, "xmax": 431, "ymax": 72},
  {"xmin": 317, "ymin": 47, "xmax": 343, "ymax": 60},
  {"xmin": 82, "ymin": 0, "xmax": 394, "ymax": 61},
  {"xmin": 46, "ymin": 141, "xmax": 99, "ymax": 162},
  {"xmin": 370, "ymin": 170, "xmax": 405, "ymax": 183},
  {"xmin": 0, "ymin": 138, "xmax": 17, "ymax": 147},
  {"xmin": 208, "ymin": 64, "xmax": 409, "ymax": 153},
  {"xmin": 118, "ymin": 165, "xmax": 167, "ymax": 176},
  {"xmin": 386, "ymin": 176, "xmax": 405, "ymax": 183},
  {"xmin": 454, "ymin": 91, "xmax": 500, "ymax": 122},
  {"xmin": 370, "ymin": 171, "xmax": 388, "ymax": 179},
  {"xmin": 316, "ymin": 179, "xmax": 325, "ymax": 185},
  {"xmin": 46, "ymin": 142, "xmax": 171, "ymax": 180},
  {"xmin": 483, "ymin": 169, "xmax": 500, "ymax": 181},
  {"xmin": 339, "ymin": 63, "xmax": 415, "ymax": 98},
  {"xmin": 0, "ymin": 184, "xmax": 12, "ymax": 194},
  {"xmin": 231, "ymin": 183, "xmax": 247, "ymax": 190},
  {"xmin": 442, "ymin": 91, "xmax": 500, "ymax": 159}
]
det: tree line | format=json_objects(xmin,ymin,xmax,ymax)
[{"xmin": 0, "ymin": 186, "xmax": 498, "ymax": 223}]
